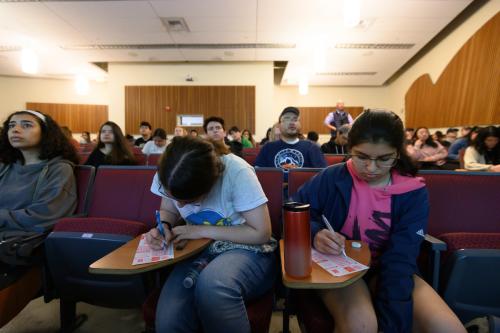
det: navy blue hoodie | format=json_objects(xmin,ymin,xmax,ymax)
[{"xmin": 293, "ymin": 163, "xmax": 429, "ymax": 333}]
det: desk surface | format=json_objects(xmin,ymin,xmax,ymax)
[
  {"xmin": 89, "ymin": 236, "xmax": 212, "ymax": 275},
  {"xmin": 280, "ymin": 239, "xmax": 371, "ymax": 289}
]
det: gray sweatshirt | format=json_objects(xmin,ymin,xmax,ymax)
[{"xmin": 0, "ymin": 157, "xmax": 77, "ymax": 232}]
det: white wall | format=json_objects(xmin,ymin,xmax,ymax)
[{"xmin": 0, "ymin": 76, "xmax": 108, "ymax": 123}]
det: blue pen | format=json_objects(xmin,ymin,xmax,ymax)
[{"xmin": 155, "ymin": 210, "xmax": 168, "ymax": 250}]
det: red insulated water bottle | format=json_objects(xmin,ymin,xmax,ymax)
[{"xmin": 283, "ymin": 202, "xmax": 312, "ymax": 278}]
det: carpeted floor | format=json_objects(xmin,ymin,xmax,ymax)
[{"xmin": 1, "ymin": 297, "xmax": 301, "ymax": 333}]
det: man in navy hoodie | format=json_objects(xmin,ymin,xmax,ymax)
[{"xmin": 255, "ymin": 106, "xmax": 326, "ymax": 178}]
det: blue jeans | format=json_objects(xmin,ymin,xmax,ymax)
[{"xmin": 155, "ymin": 248, "xmax": 276, "ymax": 333}]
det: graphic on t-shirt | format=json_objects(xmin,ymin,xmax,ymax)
[
  {"xmin": 350, "ymin": 210, "xmax": 391, "ymax": 258},
  {"xmin": 185, "ymin": 209, "xmax": 231, "ymax": 226},
  {"xmin": 274, "ymin": 148, "xmax": 304, "ymax": 172}
]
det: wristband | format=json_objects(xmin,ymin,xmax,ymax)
[{"xmin": 162, "ymin": 221, "xmax": 173, "ymax": 231}]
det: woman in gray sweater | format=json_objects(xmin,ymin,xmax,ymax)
[{"xmin": 0, "ymin": 110, "xmax": 79, "ymax": 232}]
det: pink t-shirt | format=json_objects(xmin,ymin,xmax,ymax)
[{"xmin": 340, "ymin": 160, "xmax": 425, "ymax": 263}]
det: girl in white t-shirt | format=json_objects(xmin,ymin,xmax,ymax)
[
  {"xmin": 145, "ymin": 136, "xmax": 276, "ymax": 333},
  {"xmin": 141, "ymin": 128, "xmax": 168, "ymax": 155}
]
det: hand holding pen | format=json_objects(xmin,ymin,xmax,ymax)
[
  {"xmin": 314, "ymin": 215, "xmax": 347, "ymax": 256},
  {"xmin": 145, "ymin": 210, "xmax": 173, "ymax": 250}
]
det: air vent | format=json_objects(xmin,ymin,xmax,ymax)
[
  {"xmin": 161, "ymin": 17, "xmax": 190, "ymax": 32},
  {"xmin": 316, "ymin": 72, "xmax": 377, "ymax": 76},
  {"xmin": 335, "ymin": 43, "xmax": 414, "ymax": 49},
  {"xmin": 62, "ymin": 43, "xmax": 295, "ymax": 50}
]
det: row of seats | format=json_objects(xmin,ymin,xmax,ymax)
[
  {"xmin": 41, "ymin": 166, "xmax": 500, "ymax": 332},
  {"xmin": 78, "ymin": 150, "xmax": 346, "ymax": 168}
]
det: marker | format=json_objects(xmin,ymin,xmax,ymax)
[
  {"xmin": 321, "ymin": 215, "xmax": 347, "ymax": 257},
  {"xmin": 155, "ymin": 210, "xmax": 168, "ymax": 250}
]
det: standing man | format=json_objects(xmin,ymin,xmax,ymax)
[
  {"xmin": 255, "ymin": 106, "xmax": 326, "ymax": 176},
  {"xmin": 324, "ymin": 100, "xmax": 353, "ymax": 139},
  {"xmin": 134, "ymin": 121, "xmax": 153, "ymax": 148}
]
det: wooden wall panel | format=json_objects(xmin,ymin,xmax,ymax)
[
  {"xmin": 125, "ymin": 86, "xmax": 255, "ymax": 135},
  {"xmin": 298, "ymin": 107, "xmax": 364, "ymax": 134},
  {"xmin": 26, "ymin": 102, "xmax": 108, "ymax": 133},
  {"xmin": 405, "ymin": 13, "xmax": 500, "ymax": 128}
]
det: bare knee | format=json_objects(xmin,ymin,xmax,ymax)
[{"xmin": 334, "ymin": 309, "xmax": 377, "ymax": 333}]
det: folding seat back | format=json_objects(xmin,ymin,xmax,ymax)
[
  {"xmin": 418, "ymin": 171, "xmax": 500, "ymax": 237},
  {"xmin": 146, "ymin": 154, "xmax": 162, "ymax": 166},
  {"xmin": 87, "ymin": 166, "xmax": 160, "ymax": 228},
  {"xmin": 243, "ymin": 153, "xmax": 257, "ymax": 166},
  {"xmin": 243, "ymin": 147, "xmax": 260, "ymax": 155},
  {"xmin": 324, "ymin": 154, "xmax": 347, "ymax": 166},
  {"xmin": 441, "ymin": 247, "xmax": 500, "ymax": 323},
  {"xmin": 288, "ymin": 168, "xmax": 322, "ymax": 198},
  {"xmin": 133, "ymin": 152, "xmax": 147, "ymax": 165},
  {"xmin": 45, "ymin": 166, "xmax": 161, "ymax": 331},
  {"xmin": 255, "ymin": 168, "xmax": 284, "ymax": 239},
  {"xmin": 74, "ymin": 165, "xmax": 95, "ymax": 215},
  {"xmin": 78, "ymin": 152, "xmax": 90, "ymax": 165}
]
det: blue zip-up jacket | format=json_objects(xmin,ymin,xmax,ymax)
[{"xmin": 292, "ymin": 164, "xmax": 429, "ymax": 333}]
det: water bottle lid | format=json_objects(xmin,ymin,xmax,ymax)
[{"xmin": 283, "ymin": 202, "xmax": 310, "ymax": 212}]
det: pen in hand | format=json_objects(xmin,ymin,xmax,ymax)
[
  {"xmin": 321, "ymin": 215, "xmax": 347, "ymax": 257},
  {"xmin": 155, "ymin": 210, "xmax": 169, "ymax": 250}
]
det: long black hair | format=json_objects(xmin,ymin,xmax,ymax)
[
  {"xmin": 348, "ymin": 109, "xmax": 418, "ymax": 176},
  {"xmin": 93, "ymin": 121, "xmax": 136, "ymax": 165},
  {"xmin": 0, "ymin": 110, "xmax": 79, "ymax": 165},
  {"xmin": 158, "ymin": 136, "xmax": 227, "ymax": 200},
  {"xmin": 412, "ymin": 127, "xmax": 438, "ymax": 148},
  {"xmin": 472, "ymin": 126, "xmax": 500, "ymax": 163}
]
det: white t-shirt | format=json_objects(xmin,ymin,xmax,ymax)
[
  {"xmin": 142, "ymin": 141, "xmax": 166, "ymax": 155},
  {"xmin": 150, "ymin": 154, "xmax": 268, "ymax": 226}
]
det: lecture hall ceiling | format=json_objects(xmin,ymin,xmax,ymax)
[{"xmin": 0, "ymin": 0, "xmax": 474, "ymax": 86}]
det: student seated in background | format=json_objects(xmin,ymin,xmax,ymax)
[
  {"xmin": 189, "ymin": 129, "xmax": 198, "ymax": 137},
  {"xmin": 293, "ymin": 110, "xmax": 465, "ymax": 333},
  {"xmin": 321, "ymin": 124, "xmax": 350, "ymax": 154},
  {"xmin": 306, "ymin": 131, "xmax": 320, "ymax": 147},
  {"xmin": 228, "ymin": 126, "xmax": 253, "ymax": 148},
  {"xmin": 85, "ymin": 121, "xmax": 136, "ymax": 168},
  {"xmin": 0, "ymin": 110, "xmax": 78, "ymax": 232},
  {"xmin": 242, "ymin": 129, "xmax": 256, "ymax": 147},
  {"xmin": 444, "ymin": 128, "xmax": 459, "ymax": 146},
  {"xmin": 142, "ymin": 128, "xmax": 168, "ymax": 155},
  {"xmin": 464, "ymin": 126, "xmax": 500, "ymax": 172},
  {"xmin": 259, "ymin": 127, "xmax": 272, "ymax": 146},
  {"xmin": 145, "ymin": 136, "xmax": 276, "ymax": 333},
  {"xmin": 255, "ymin": 106, "xmax": 326, "ymax": 174},
  {"xmin": 174, "ymin": 126, "xmax": 187, "ymax": 137},
  {"xmin": 406, "ymin": 127, "xmax": 450, "ymax": 169},
  {"xmin": 448, "ymin": 126, "xmax": 479, "ymax": 161},
  {"xmin": 80, "ymin": 131, "xmax": 92, "ymax": 144},
  {"xmin": 134, "ymin": 121, "xmax": 152, "ymax": 148},
  {"xmin": 202, "ymin": 116, "xmax": 243, "ymax": 157}
]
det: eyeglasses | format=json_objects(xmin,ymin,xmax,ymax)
[
  {"xmin": 157, "ymin": 184, "xmax": 202, "ymax": 205},
  {"xmin": 350, "ymin": 154, "xmax": 398, "ymax": 168}
]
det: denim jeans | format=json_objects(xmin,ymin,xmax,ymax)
[{"xmin": 155, "ymin": 248, "xmax": 277, "ymax": 333}]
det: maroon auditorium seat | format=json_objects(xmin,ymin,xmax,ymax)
[
  {"xmin": 45, "ymin": 166, "xmax": 161, "ymax": 332},
  {"xmin": 146, "ymin": 154, "xmax": 162, "ymax": 166},
  {"xmin": 287, "ymin": 168, "xmax": 322, "ymax": 198},
  {"xmin": 323, "ymin": 154, "xmax": 346, "ymax": 166}
]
